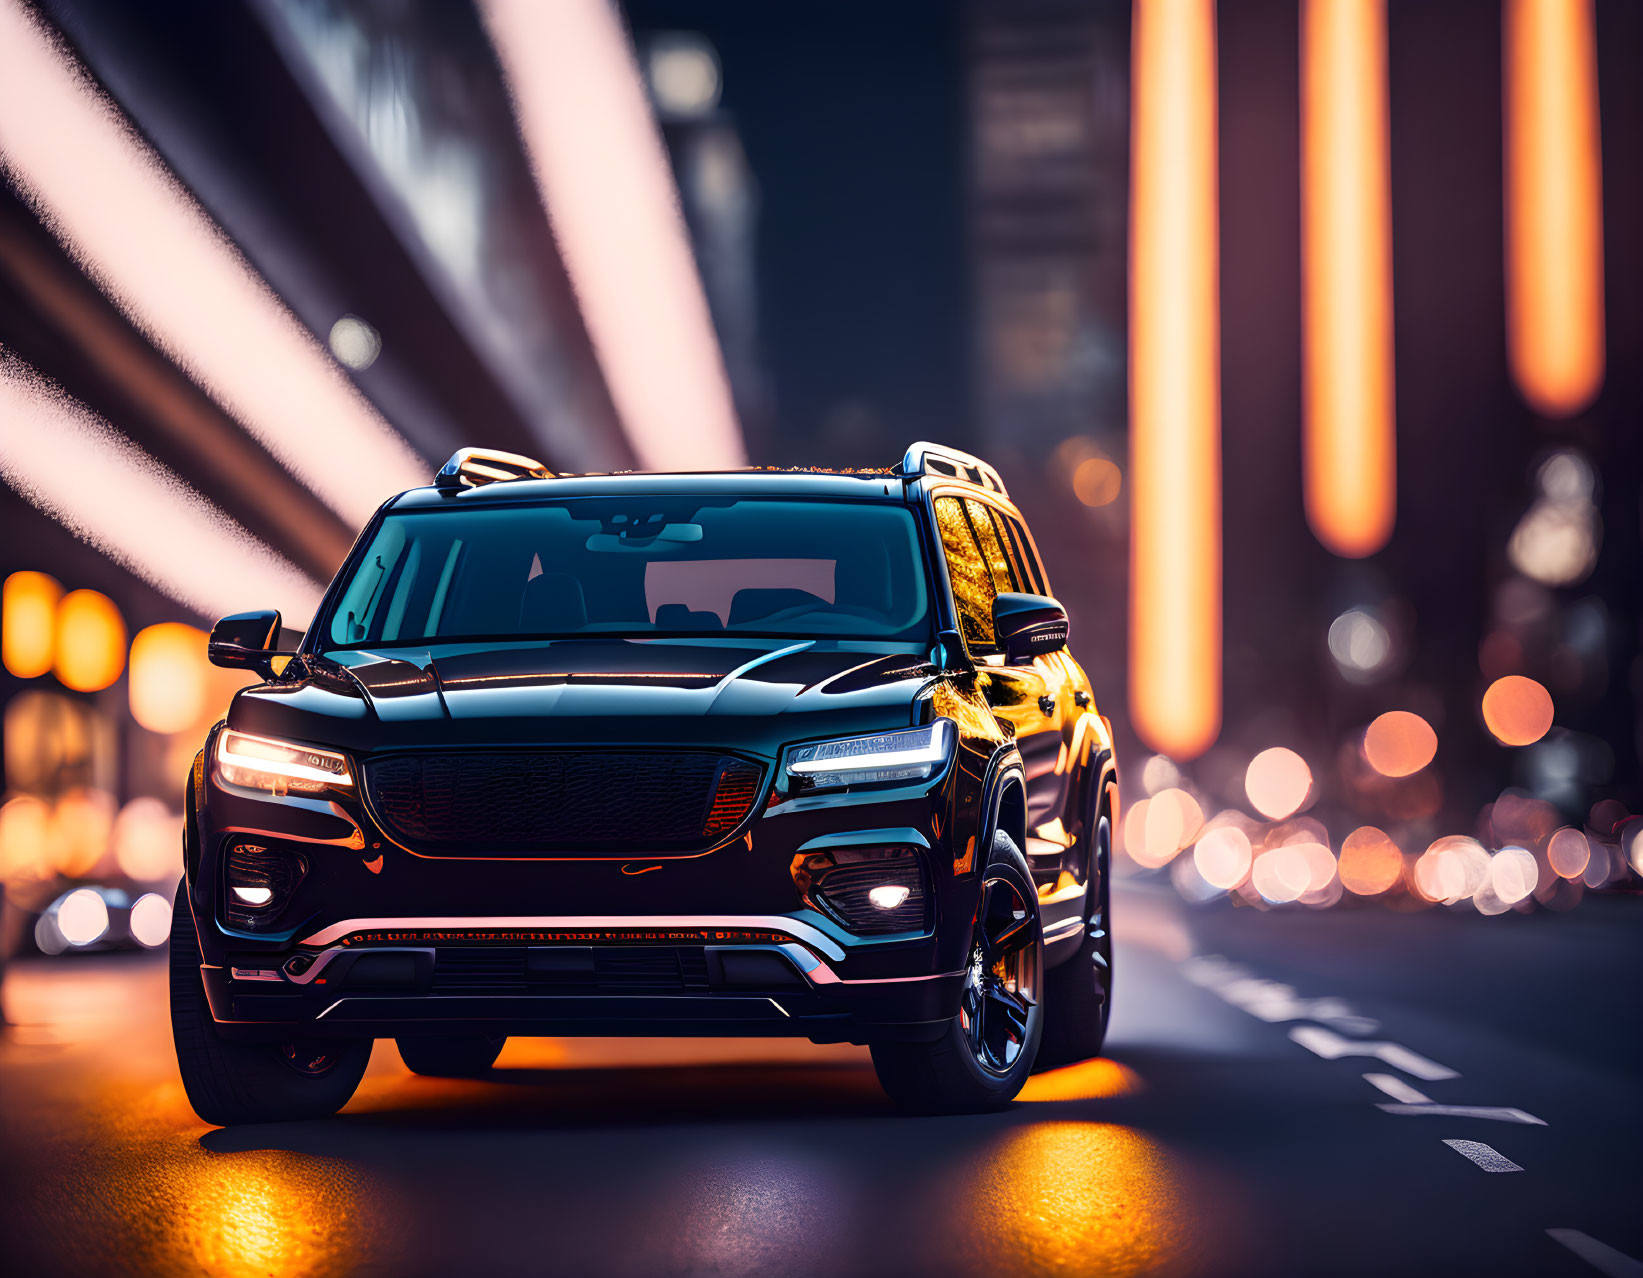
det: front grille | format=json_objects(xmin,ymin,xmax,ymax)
[
  {"xmin": 432, "ymin": 946, "xmax": 711, "ymax": 993},
  {"xmin": 364, "ymin": 751, "xmax": 762, "ymax": 854}
]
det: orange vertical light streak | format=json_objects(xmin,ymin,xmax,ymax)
[
  {"xmin": 1129, "ymin": 0, "xmax": 1221, "ymax": 761},
  {"xmin": 1504, "ymin": 0, "xmax": 1605, "ymax": 419},
  {"xmin": 1301, "ymin": 0, "xmax": 1395, "ymax": 558}
]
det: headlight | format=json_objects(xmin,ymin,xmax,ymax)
[
  {"xmin": 785, "ymin": 720, "xmax": 954, "ymax": 791},
  {"xmin": 215, "ymin": 730, "xmax": 353, "ymax": 795}
]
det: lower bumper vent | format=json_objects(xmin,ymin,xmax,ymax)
[
  {"xmin": 795, "ymin": 844, "xmax": 930, "ymax": 935},
  {"xmin": 432, "ymin": 946, "xmax": 711, "ymax": 993}
]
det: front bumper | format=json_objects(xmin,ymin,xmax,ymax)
[
  {"xmin": 204, "ymin": 931, "xmax": 962, "ymax": 1045},
  {"xmin": 191, "ymin": 732, "xmax": 987, "ymax": 1044}
]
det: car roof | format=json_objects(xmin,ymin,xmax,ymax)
[{"xmin": 388, "ymin": 468, "xmax": 913, "ymax": 510}]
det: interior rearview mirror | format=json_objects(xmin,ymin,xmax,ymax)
[{"xmin": 992, "ymin": 593, "xmax": 1068, "ymax": 665}]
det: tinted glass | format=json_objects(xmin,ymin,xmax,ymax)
[
  {"xmin": 965, "ymin": 498, "xmax": 1021, "ymax": 594},
  {"xmin": 999, "ymin": 512, "xmax": 1047, "ymax": 595},
  {"xmin": 934, "ymin": 496, "xmax": 996, "ymax": 649},
  {"xmin": 323, "ymin": 498, "xmax": 930, "ymax": 646}
]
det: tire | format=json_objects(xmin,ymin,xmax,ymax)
[
  {"xmin": 1035, "ymin": 797, "xmax": 1114, "ymax": 1071},
  {"xmin": 397, "ymin": 1034, "xmax": 505, "ymax": 1077},
  {"xmin": 168, "ymin": 881, "xmax": 371, "ymax": 1126},
  {"xmin": 871, "ymin": 830, "xmax": 1044, "ymax": 1114}
]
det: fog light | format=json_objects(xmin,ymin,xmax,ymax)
[
  {"xmin": 796, "ymin": 844, "xmax": 929, "ymax": 935},
  {"xmin": 868, "ymin": 884, "xmax": 911, "ymax": 910},
  {"xmin": 224, "ymin": 840, "xmax": 307, "ymax": 928}
]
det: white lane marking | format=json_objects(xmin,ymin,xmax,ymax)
[
  {"xmin": 1289, "ymin": 1025, "xmax": 1460, "ymax": 1081},
  {"xmin": 1380, "ymin": 1104, "xmax": 1546, "ymax": 1126},
  {"xmin": 1364, "ymin": 1071, "xmax": 1431, "ymax": 1104},
  {"xmin": 1443, "ymin": 1139, "xmax": 1522, "ymax": 1172},
  {"xmin": 1182, "ymin": 956, "xmax": 1378, "ymax": 1033},
  {"xmin": 1547, "ymin": 1229, "xmax": 1643, "ymax": 1278}
]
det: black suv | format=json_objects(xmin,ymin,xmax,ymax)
[{"xmin": 171, "ymin": 443, "xmax": 1117, "ymax": 1123}]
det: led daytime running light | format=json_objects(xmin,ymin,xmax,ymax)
[
  {"xmin": 216, "ymin": 730, "xmax": 352, "ymax": 792},
  {"xmin": 787, "ymin": 720, "xmax": 954, "ymax": 784}
]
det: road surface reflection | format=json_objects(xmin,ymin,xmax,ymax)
[{"xmin": 0, "ymin": 957, "xmax": 1223, "ymax": 1277}]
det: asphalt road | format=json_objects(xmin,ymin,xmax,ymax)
[{"xmin": 1, "ymin": 881, "xmax": 1639, "ymax": 1278}]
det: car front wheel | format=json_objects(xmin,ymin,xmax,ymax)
[
  {"xmin": 169, "ymin": 881, "xmax": 370, "ymax": 1126},
  {"xmin": 870, "ymin": 830, "xmax": 1044, "ymax": 1113}
]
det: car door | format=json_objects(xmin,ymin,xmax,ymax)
[{"xmin": 931, "ymin": 495, "xmax": 1067, "ymax": 845}]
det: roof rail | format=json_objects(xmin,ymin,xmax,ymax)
[
  {"xmin": 895, "ymin": 441, "xmax": 1008, "ymax": 497},
  {"xmin": 433, "ymin": 447, "xmax": 554, "ymax": 490}
]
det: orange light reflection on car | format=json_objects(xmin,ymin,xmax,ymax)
[
  {"xmin": 1504, "ymin": 0, "xmax": 1605, "ymax": 418},
  {"xmin": 1301, "ymin": 0, "xmax": 1395, "ymax": 558},
  {"xmin": 1129, "ymin": 0, "xmax": 1222, "ymax": 761}
]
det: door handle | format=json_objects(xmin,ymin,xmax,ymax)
[{"xmin": 1038, "ymin": 694, "xmax": 1057, "ymax": 717}]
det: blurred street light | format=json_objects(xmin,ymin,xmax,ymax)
[
  {"xmin": 1301, "ymin": 0, "xmax": 1395, "ymax": 558},
  {"xmin": 2, "ymin": 569, "xmax": 60, "ymax": 679},
  {"xmin": 0, "ymin": 358, "xmax": 323, "ymax": 623},
  {"xmin": 53, "ymin": 589, "xmax": 124, "ymax": 693},
  {"xmin": 0, "ymin": 0, "xmax": 425, "ymax": 524},
  {"xmin": 1504, "ymin": 0, "xmax": 1605, "ymax": 418},
  {"xmin": 128, "ymin": 622, "xmax": 206, "ymax": 734},
  {"xmin": 1128, "ymin": 0, "xmax": 1222, "ymax": 761},
  {"xmin": 479, "ymin": 0, "xmax": 745, "ymax": 470}
]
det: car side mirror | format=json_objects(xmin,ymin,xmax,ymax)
[
  {"xmin": 932, "ymin": 627, "xmax": 970, "ymax": 673},
  {"xmin": 208, "ymin": 610, "xmax": 288, "ymax": 677},
  {"xmin": 992, "ymin": 593, "xmax": 1068, "ymax": 666}
]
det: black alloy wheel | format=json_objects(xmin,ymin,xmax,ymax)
[
  {"xmin": 961, "ymin": 873, "xmax": 1041, "ymax": 1075},
  {"xmin": 870, "ymin": 829, "xmax": 1045, "ymax": 1113}
]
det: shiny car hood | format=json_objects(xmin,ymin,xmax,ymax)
[{"xmin": 228, "ymin": 637, "xmax": 939, "ymax": 756}]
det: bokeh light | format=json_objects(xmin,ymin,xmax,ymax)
[
  {"xmin": 53, "ymin": 588, "xmax": 126, "ymax": 692},
  {"xmin": 1363, "ymin": 710, "xmax": 1437, "ymax": 777},
  {"xmin": 1328, "ymin": 607, "xmax": 1393, "ymax": 682},
  {"xmin": 113, "ymin": 797, "xmax": 181, "ymax": 881},
  {"xmin": 1124, "ymin": 789, "xmax": 1205, "ymax": 868},
  {"xmin": 0, "ymin": 792, "xmax": 52, "ymax": 883},
  {"xmin": 1291, "ymin": 840, "xmax": 1339, "ymax": 901},
  {"xmin": 1251, "ymin": 845, "xmax": 1311, "ymax": 904},
  {"xmin": 1482, "ymin": 675, "xmax": 1554, "ymax": 746},
  {"xmin": 1194, "ymin": 826, "xmax": 1252, "ymax": 890},
  {"xmin": 1245, "ymin": 747, "xmax": 1312, "ymax": 819},
  {"xmin": 2, "ymin": 569, "xmax": 60, "ymax": 678},
  {"xmin": 1490, "ymin": 845, "xmax": 1539, "ymax": 906},
  {"xmin": 1545, "ymin": 827, "xmax": 1590, "ymax": 881},
  {"xmin": 56, "ymin": 886, "xmax": 110, "ymax": 946},
  {"xmin": 49, "ymin": 788, "xmax": 116, "ymax": 877},
  {"xmin": 128, "ymin": 890, "xmax": 173, "ymax": 947},
  {"xmin": 128, "ymin": 622, "xmax": 208, "ymax": 734},
  {"xmin": 1072, "ymin": 457, "xmax": 1122, "ymax": 507},
  {"xmin": 1414, "ymin": 835, "xmax": 1490, "ymax": 905},
  {"xmin": 1337, "ymin": 826, "xmax": 1403, "ymax": 896}
]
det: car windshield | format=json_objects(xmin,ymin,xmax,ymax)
[{"xmin": 321, "ymin": 496, "xmax": 931, "ymax": 647}]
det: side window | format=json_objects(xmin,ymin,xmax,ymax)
[
  {"xmin": 965, "ymin": 499, "xmax": 1021, "ymax": 595},
  {"xmin": 1001, "ymin": 512, "xmax": 1049, "ymax": 596},
  {"xmin": 933, "ymin": 496, "xmax": 996, "ymax": 650}
]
